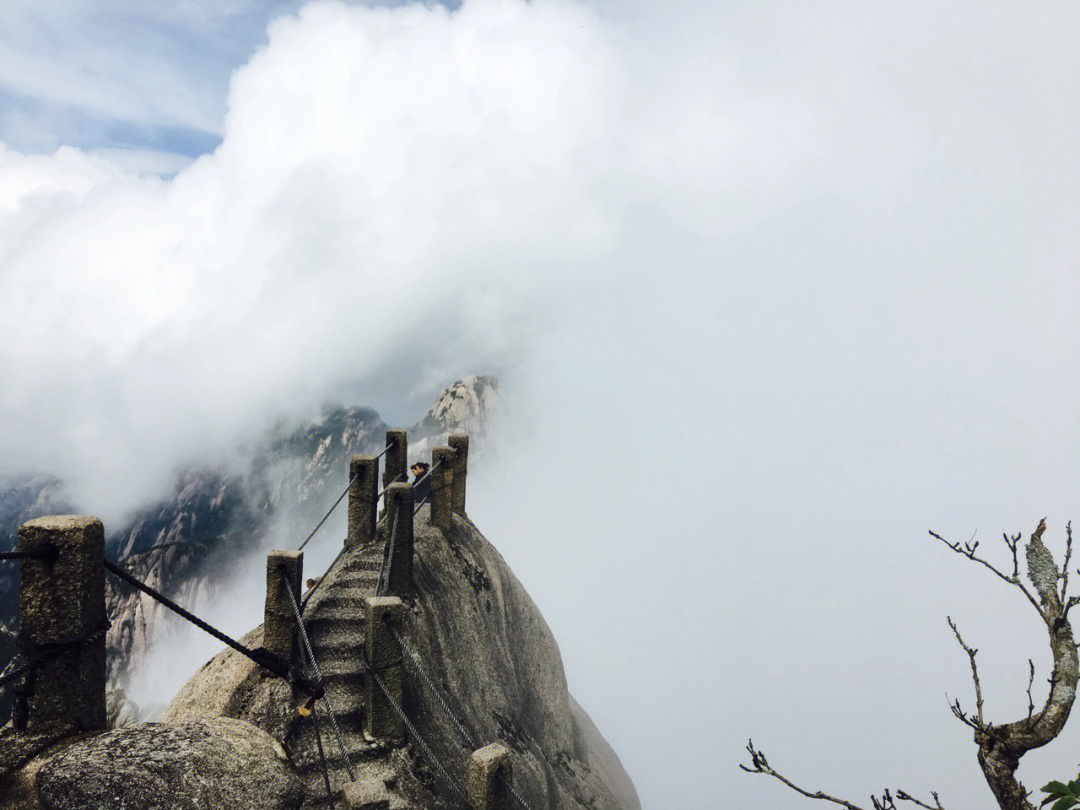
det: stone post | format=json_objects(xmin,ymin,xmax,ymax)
[
  {"xmin": 448, "ymin": 433, "xmax": 469, "ymax": 516},
  {"xmin": 15, "ymin": 515, "xmax": 107, "ymax": 734},
  {"xmin": 264, "ymin": 550, "xmax": 302, "ymax": 662},
  {"xmin": 363, "ymin": 596, "xmax": 403, "ymax": 744},
  {"xmin": 384, "ymin": 483, "xmax": 414, "ymax": 597},
  {"xmin": 383, "ymin": 430, "xmax": 407, "ymax": 510},
  {"xmin": 430, "ymin": 446, "xmax": 455, "ymax": 533},
  {"xmin": 468, "ymin": 742, "xmax": 513, "ymax": 810},
  {"xmin": 347, "ymin": 454, "xmax": 378, "ymax": 549},
  {"xmin": 343, "ymin": 782, "xmax": 391, "ymax": 810}
]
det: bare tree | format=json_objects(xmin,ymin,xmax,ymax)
[{"xmin": 741, "ymin": 519, "xmax": 1079, "ymax": 810}]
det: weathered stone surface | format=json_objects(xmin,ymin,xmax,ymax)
[
  {"xmin": 347, "ymin": 455, "xmax": 379, "ymax": 549},
  {"xmin": 363, "ymin": 597, "xmax": 403, "ymax": 744},
  {"xmin": 264, "ymin": 551, "xmax": 302, "ymax": 661},
  {"xmin": 429, "ymin": 447, "xmax": 454, "ymax": 533},
  {"xmin": 467, "ymin": 742, "xmax": 512, "ymax": 810},
  {"xmin": 17, "ymin": 515, "xmax": 107, "ymax": 735},
  {"xmin": 34, "ymin": 717, "xmax": 304, "ymax": 810},
  {"xmin": 164, "ymin": 509, "xmax": 638, "ymax": 810}
]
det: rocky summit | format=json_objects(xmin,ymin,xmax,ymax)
[{"xmin": 0, "ymin": 375, "xmax": 639, "ymax": 809}]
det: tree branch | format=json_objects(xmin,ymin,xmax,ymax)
[
  {"xmin": 740, "ymin": 740, "xmax": 868, "ymax": 810},
  {"xmin": 739, "ymin": 741, "xmax": 946, "ymax": 810},
  {"xmin": 947, "ymin": 616, "xmax": 984, "ymax": 729},
  {"xmin": 929, "ymin": 529, "xmax": 1045, "ymax": 620}
]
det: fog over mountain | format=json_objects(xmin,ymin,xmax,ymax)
[{"xmin": 1, "ymin": 2, "xmax": 1079, "ymax": 807}]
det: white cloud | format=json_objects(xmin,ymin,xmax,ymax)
[{"xmin": 2, "ymin": 1, "xmax": 1080, "ymax": 808}]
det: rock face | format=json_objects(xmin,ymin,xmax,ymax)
[
  {"xmin": 409, "ymin": 375, "xmax": 501, "ymax": 459},
  {"xmin": 163, "ymin": 506, "xmax": 639, "ymax": 810},
  {"xmin": 17, "ymin": 717, "xmax": 303, "ymax": 810}
]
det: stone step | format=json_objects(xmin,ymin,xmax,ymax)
[
  {"xmin": 305, "ymin": 607, "xmax": 366, "ymax": 628},
  {"xmin": 319, "ymin": 590, "xmax": 375, "ymax": 611},
  {"xmin": 341, "ymin": 556, "xmax": 383, "ymax": 572},
  {"xmin": 314, "ymin": 633, "xmax": 365, "ymax": 655},
  {"xmin": 316, "ymin": 656, "xmax": 364, "ymax": 678}
]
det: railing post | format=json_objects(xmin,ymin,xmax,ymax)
[
  {"xmin": 363, "ymin": 596, "xmax": 403, "ymax": 745},
  {"xmin": 448, "ymin": 433, "xmax": 469, "ymax": 516},
  {"xmin": 347, "ymin": 454, "xmax": 378, "ymax": 549},
  {"xmin": 264, "ymin": 550, "xmax": 302, "ymax": 662},
  {"xmin": 468, "ymin": 742, "xmax": 513, "ymax": 810},
  {"xmin": 15, "ymin": 515, "xmax": 107, "ymax": 734},
  {"xmin": 383, "ymin": 430, "xmax": 407, "ymax": 511},
  {"xmin": 384, "ymin": 483, "xmax": 414, "ymax": 597},
  {"xmin": 343, "ymin": 782, "xmax": 391, "ymax": 809},
  {"xmin": 430, "ymin": 446, "xmax": 455, "ymax": 533}
]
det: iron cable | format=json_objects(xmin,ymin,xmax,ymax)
[
  {"xmin": 358, "ymin": 647, "xmax": 468, "ymax": 805},
  {"xmin": 278, "ymin": 567, "xmax": 355, "ymax": 782}
]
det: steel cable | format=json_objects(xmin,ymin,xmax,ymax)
[
  {"xmin": 376, "ymin": 509, "xmax": 400, "ymax": 597},
  {"xmin": 311, "ymin": 701, "xmax": 338, "ymax": 808},
  {"xmin": 279, "ymin": 567, "xmax": 355, "ymax": 782},
  {"xmin": 358, "ymin": 647, "xmax": 468, "ymax": 805},
  {"xmin": 297, "ymin": 471, "xmax": 357, "ymax": 552},
  {"xmin": 384, "ymin": 615, "xmax": 475, "ymax": 749},
  {"xmin": 103, "ymin": 559, "xmax": 313, "ymax": 692}
]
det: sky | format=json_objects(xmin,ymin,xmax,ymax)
[{"xmin": 1, "ymin": 1, "xmax": 1079, "ymax": 808}]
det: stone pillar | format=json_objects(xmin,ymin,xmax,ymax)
[
  {"xmin": 383, "ymin": 430, "xmax": 407, "ymax": 510},
  {"xmin": 264, "ymin": 550, "xmax": 302, "ymax": 662},
  {"xmin": 347, "ymin": 454, "xmax": 378, "ymax": 549},
  {"xmin": 468, "ymin": 742, "xmax": 513, "ymax": 810},
  {"xmin": 363, "ymin": 596, "xmax": 403, "ymax": 744},
  {"xmin": 384, "ymin": 483, "xmax": 414, "ymax": 597},
  {"xmin": 343, "ymin": 782, "xmax": 391, "ymax": 810},
  {"xmin": 16, "ymin": 515, "xmax": 106, "ymax": 734},
  {"xmin": 448, "ymin": 433, "xmax": 469, "ymax": 516},
  {"xmin": 430, "ymin": 446, "xmax": 455, "ymax": 533}
]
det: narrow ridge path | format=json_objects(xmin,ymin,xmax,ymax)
[{"xmin": 290, "ymin": 541, "xmax": 391, "ymax": 809}]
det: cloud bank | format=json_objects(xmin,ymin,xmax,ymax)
[{"xmin": 2, "ymin": 1, "xmax": 1080, "ymax": 807}]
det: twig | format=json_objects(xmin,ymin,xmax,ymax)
[
  {"xmin": 740, "ymin": 741, "xmax": 868, "ymax": 810},
  {"xmin": 1062, "ymin": 521, "xmax": 1074, "ymax": 604},
  {"xmin": 947, "ymin": 616, "xmax": 984, "ymax": 728},
  {"xmin": 740, "ymin": 742, "xmax": 946, "ymax": 810},
  {"xmin": 929, "ymin": 530, "xmax": 1045, "ymax": 620},
  {"xmin": 894, "ymin": 794, "xmax": 946, "ymax": 810},
  {"xmin": 1026, "ymin": 659, "xmax": 1036, "ymax": 725}
]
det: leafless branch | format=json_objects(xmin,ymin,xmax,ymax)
[
  {"xmin": 1025, "ymin": 660, "xmax": 1036, "ymax": 725},
  {"xmin": 895, "ymin": 789, "xmax": 946, "ymax": 810},
  {"xmin": 1061, "ymin": 521, "xmax": 1074, "ymax": 604},
  {"xmin": 740, "ymin": 741, "xmax": 945, "ymax": 810},
  {"xmin": 740, "ymin": 740, "xmax": 868, "ymax": 810},
  {"xmin": 929, "ymin": 529, "xmax": 1045, "ymax": 620},
  {"xmin": 946, "ymin": 616, "xmax": 984, "ymax": 728},
  {"xmin": 1002, "ymin": 531, "xmax": 1023, "ymax": 580}
]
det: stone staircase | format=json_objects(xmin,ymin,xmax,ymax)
[{"xmin": 288, "ymin": 542, "xmax": 391, "ymax": 808}]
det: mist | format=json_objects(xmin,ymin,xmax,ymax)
[{"xmin": 2, "ymin": 1, "xmax": 1080, "ymax": 807}]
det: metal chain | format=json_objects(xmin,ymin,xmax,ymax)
[
  {"xmin": 358, "ymin": 648, "xmax": 468, "ymax": 804},
  {"xmin": 279, "ymin": 568, "xmax": 355, "ymax": 782}
]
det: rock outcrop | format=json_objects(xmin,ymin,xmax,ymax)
[
  {"xmin": 3, "ymin": 379, "xmax": 500, "ymax": 722},
  {"xmin": 163, "ymin": 505, "xmax": 638, "ymax": 809},
  {"xmin": 2, "ymin": 717, "xmax": 303, "ymax": 810}
]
